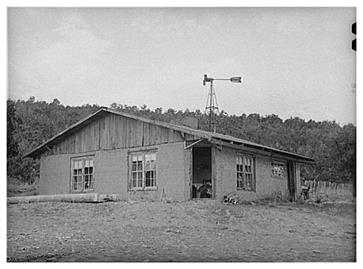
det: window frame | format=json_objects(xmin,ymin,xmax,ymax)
[
  {"xmin": 144, "ymin": 152, "xmax": 157, "ymax": 189},
  {"xmin": 129, "ymin": 151, "xmax": 157, "ymax": 191},
  {"xmin": 131, "ymin": 153, "xmax": 144, "ymax": 191},
  {"xmin": 271, "ymin": 160, "xmax": 286, "ymax": 179},
  {"xmin": 236, "ymin": 153, "xmax": 256, "ymax": 192},
  {"xmin": 71, "ymin": 156, "xmax": 95, "ymax": 193}
]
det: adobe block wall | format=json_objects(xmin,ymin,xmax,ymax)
[
  {"xmin": 214, "ymin": 147, "xmax": 257, "ymax": 201},
  {"xmin": 214, "ymin": 146, "xmax": 289, "ymax": 201},
  {"xmin": 295, "ymin": 162, "xmax": 301, "ymax": 196},
  {"xmin": 154, "ymin": 142, "xmax": 187, "ymax": 201},
  {"xmin": 39, "ymin": 141, "xmax": 188, "ymax": 201},
  {"xmin": 255, "ymin": 156, "xmax": 289, "ymax": 199},
  {"xmin": 125, "ymin": 142, "xmax": 187, "ymax": 201},
  {"xmin": 39, "ymin": 154, "xmax": 72, "ymax": 195},
  {"xmin": 183, "ymin": 148, "xmax": 193, "ymax": 201},
  {"xmin": 94, "ymin": 149, "xmax": 127, "ymax": 197}
]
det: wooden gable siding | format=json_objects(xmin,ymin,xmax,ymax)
[{"xmin": 49, "ymin": 114, "xmax": 186, "ymax": 155}]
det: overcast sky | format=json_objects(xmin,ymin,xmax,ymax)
[{"xmin": 8, "ymin": 7, "xmax": 356, "ymax": 124}]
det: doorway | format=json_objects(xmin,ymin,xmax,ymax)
[
  {"xmin": 192, "ymin": 147, "xmax": 212, "ymax": 199},
  {"xmin": 287, "ymin": 161, "xmax": 296, "ymax": 201}
]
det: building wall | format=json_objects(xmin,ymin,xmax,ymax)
[
  {"xmin": 39, "ymin": 129, "xmax": 301, "ymax": 202},
  {"xmin": 214, "ymin": 146, "xmax": 291, "ymax": 201},
  {"xmin": 48, "ymin": 113, "xmax": 188, "ymax": 155},
  {"xmin": 122, "ymin": 142, "xmax": 187, "ymax": 201},
  {"xmin": 94, "ymin": 149, "xmax": 127, "ymax": 197},
  {"xmin": 184, "ymin": 148, "xmax": 193, "ymax": 200},
  {"xmin": 295, "ymin": 162, "xmax": 302, "ymax": 196},
  {"xmin": 39, "ymin": 141, "xmax": 189, "ymax": 201},
  {"xmin": 155, "ymin": 142, "xmax": 187, "ymax": 201},
  {"xmin": 39, "ymin": 154, "xmax": 73, "ymax": 195},
  {"xmin": 255, "ymin": 156, "xmax": 289, "ymax": 200}
]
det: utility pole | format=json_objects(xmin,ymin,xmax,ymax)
[{"xmin": 203, "ymin": 74, "xmax": 243, "ymax": 132}]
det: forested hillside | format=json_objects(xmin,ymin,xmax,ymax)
[{"xmin": 7, "ymin": 97, "xmax": 356, "ymax": 186}]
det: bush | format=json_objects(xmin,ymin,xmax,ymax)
[
  {"xmin": 7, "ymin": 156, "xmax": 39, "ymax": 184},
  {"xmin": 7, "ymin": 177, "xmax": 39, "ymax": 197}
]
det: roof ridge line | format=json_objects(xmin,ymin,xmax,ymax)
[{"xmin": 24, "ymin": 107, "xmax": 314, "ymax": 162}]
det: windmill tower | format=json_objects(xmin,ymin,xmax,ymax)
[{"xmin": 203, "ymin": 74, "xmax": 243, "ymax": 132}]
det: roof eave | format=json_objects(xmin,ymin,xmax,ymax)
[{"xmin": 210, "ymin": 138, "xmax": 315, "ymax": 164}]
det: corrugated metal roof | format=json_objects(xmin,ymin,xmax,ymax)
[{"xmin": 25, "ymin": 107, "xmax": 315, "ymax": 163}]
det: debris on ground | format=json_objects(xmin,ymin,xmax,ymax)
[{"xmin": 222, "ymin": 193, "xmax": 239, "ymax": 205}]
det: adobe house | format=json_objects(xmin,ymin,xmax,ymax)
[{"xmin": 25, "ymin": 107, "xmax": 314, "ymax": 202}]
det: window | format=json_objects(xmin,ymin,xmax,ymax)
[
  {"xmin": 236, "ymin": 154, "xmax": 255, "ymax": 191},
  {"xmin": 131, "ymin": 154, "xmax": 143, "ymax": 189},
  {"xmin": 84, "ymin": 159, "xmax": 94, "ymax": 190},
  {"xmin": 145, "ymin": 153, "xmax": 156, "ymax": 187},
  {"xmin": 71, "ymin": 156, "xmax": 94, "ymax": 192},
  {"xmin": 130, "ymin": 152, "xmax": 157, "ymax": 190},
  {"xmin": 271, "ymin": 161, "xmax": 285, "ymax": 178}
]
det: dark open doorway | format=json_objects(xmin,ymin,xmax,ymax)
[
  {"xmin": 287, "ymin": 161, "xmax": 296, "ymax": 201},
  {"xmin": 192, "ymin": 147, "xmax": 212, "ymax": 199}
]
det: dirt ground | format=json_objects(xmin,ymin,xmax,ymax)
[{"xmin": 7, "ymin": 200, "xmax": 356, "ymax": 262}]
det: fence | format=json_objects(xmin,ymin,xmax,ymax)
[{"xmin": 301, "ymin": 180, "xmax": 353, "ymax": 202}]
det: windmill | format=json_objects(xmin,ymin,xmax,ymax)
[{"xmin": 203, "ymin": 74, "xmax": 243, "ymax": 132}]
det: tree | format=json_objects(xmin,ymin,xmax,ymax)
[
  {"xmin": 7, "ymin": 97, "xmax": 356, "ymax": 185},
  {"xmin": 7, "ymin": 100, "xmax": 20, "ymax": 158}
]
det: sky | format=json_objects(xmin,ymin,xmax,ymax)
[{"xmin": 8, "ymin": 7, "xmax": 356, "ymax": 124}]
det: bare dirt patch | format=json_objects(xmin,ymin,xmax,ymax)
[{"xmin": 7, "ymin": 200, "xmax": 355, "ymax": 262}]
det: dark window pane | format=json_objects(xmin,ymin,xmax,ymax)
[
  {"xmin": 137, "ymin": 161, "xmax": 143, "ymax": 171},
  {"xmin": 88, "ymin": 175, "xmax": 93, "ymax": 189}
]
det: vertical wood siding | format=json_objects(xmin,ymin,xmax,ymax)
[{"xmin": 49, "ymin": 114, "xmax": 187, "ymax": 155}]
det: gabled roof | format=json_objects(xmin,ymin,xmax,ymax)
[{"xmin": 25, "ymin": 107, "xmax": 315, "ymax": 163}]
